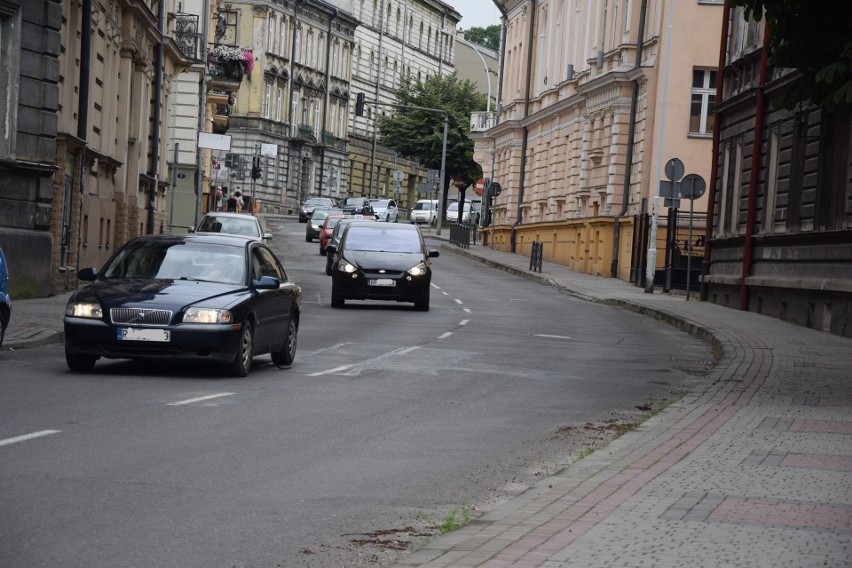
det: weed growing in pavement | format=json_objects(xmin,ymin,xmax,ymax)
[{"xmin": 421, "ymin": 501, "xmax": 471, "ymax": 535}]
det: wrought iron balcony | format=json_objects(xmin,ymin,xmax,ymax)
[{"xmin": 174, "ymin": 13, "xmax": 199, "ymax": 59}]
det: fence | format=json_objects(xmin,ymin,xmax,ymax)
[
  {"xmin": 529, "ymin": 241, "xmax": 543, "ymax": 272},
  {"xmin": 449, "ymin": 222, "xmax": 477, "ymax": 248}
]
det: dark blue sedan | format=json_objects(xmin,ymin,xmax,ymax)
[{"xmin": 63, "ymin": 233, "xmax": 300, "ymax": 376}]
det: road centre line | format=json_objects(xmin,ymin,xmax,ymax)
[
  {"xmin": 463, "ymin": 308, "xmax": 472, "ymax": 313},
  {"xmin": 534, "ymin": 334, "xmax": 573, "ymax": 340},
  {"xmin": 431, "ymin": 283, "xmax": 440, "ymax": 289},
  {"xmin": 442, "ymin": 291, "xmax": 449, "ymax": 296},
  {"xmin": 438, "ymin": 332, "xmax": 454, "ymax": 339},
  {"xmin": 167, "ymin": 392, "xmax": 236, "ymax": 406},
  {"xmin": 454, "ymin": 299, "xmax": 463, "ymax": 305},
  {"xmin": 459, "ymin": 319, "xmax": 469, "ymax": 326},
  {"xmin": 396, "ymin": 346, "xmax": 421, "ymax": 355},
  {"xmin": 0, "ymin": 430, "xmax": 61, "ymax": 448}
]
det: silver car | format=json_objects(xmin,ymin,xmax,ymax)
[{"xmin": 369, "ymin": 198, "xmax": 399, "ymax": 222}]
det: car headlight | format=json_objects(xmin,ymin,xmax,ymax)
[
  {"xmin": 338, "ymin": 259, "xmax": 357, "ymax": 273},
  {"xmin": 184, "ymin": 307, "xmax": 233, "ymax": 324},
  {"xmin": 66, "ymin": 302, "xmax": 103, "ymax": 318},
  {"xmin": 407, "ymin": 262, "xmax": 428, "ymax": 277}
]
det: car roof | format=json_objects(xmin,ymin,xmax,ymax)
[{"xmin": 149, "ymin": 232, "xmax": 260, "ymax": 247}]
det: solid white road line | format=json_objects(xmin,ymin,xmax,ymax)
[
  {"xmin": 308, "ymin": 364, "xmax": 354, "ymax": 377},
  {"xmin": 167, "ymin": 392, "xmax": 236, "ymax": 406},
  {"xmin": 0, "ymin": 430, "xmax": 61, "ymax": 448}
]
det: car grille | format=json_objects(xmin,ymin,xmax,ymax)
[{"xmin": 110, "ymin": 308, "xmax": 173, "ymax": 327}]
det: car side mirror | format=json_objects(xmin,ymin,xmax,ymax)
[
  {"xmin": 263, "ymin": 233, "xmax": 273, "ymax": 240},
  {"xmin": 326, "ymin": 245, "xmax": 336, "ymax": 255},
  {"xmin": 78, "ymin": 267, "xmax": 98, "ymax": 281},
  {"xmin": 254, "ymin": 275, "xmax": 280, "ymax": 289},
  {"xmin": 428, "ymin": 250, "xmax": 439, "ymax": 258}
]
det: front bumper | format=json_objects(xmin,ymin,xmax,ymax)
[{"xmin": 64, "ymin": 317, "xmax": 243, "ymax": 362}]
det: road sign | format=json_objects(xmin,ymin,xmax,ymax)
[
  {"xmin": 474, "ymin": 178, "xmax": 486, "ymax": 196},
  {"xmin": 393, "ymin": 170, "xmax": 404, "ymax": 182},
  {"xmin": 665, "ymin": 158, "xmax": 685, "ymax": 182},
  {"xmin": 426, "ymin": 169, "xmax": 440, "ymax": 184},
  {"xmin": 452, "ymin": 177, "xmax": 466, "ymax": 189},
  {"xmin": 680, "ymin": 174, "xmax": 707, "ymax": 200},
  {"xmin": 658, "ymin": 180, "xmax": 676, "ymax": 198}
]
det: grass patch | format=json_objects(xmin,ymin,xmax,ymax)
[{"xmin": 422, "ymin": 500, "xmax": 471, "ymax": 534}]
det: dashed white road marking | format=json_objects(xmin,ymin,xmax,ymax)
[
  {"xmin": 463, "ymin": 308, "xmax": 472, "ymax": 314},
  {"xmin": 0, "ymin": 430, "xmax": 61, "ymax": 448},
  {"xmin": 167, "ymin": 393, "xmax": 236, "ymax": 406},
  {"xmin": 437, "ymin": 332, "xmax": 454, "ymax": 339},
  {"xmin": 396, "ymin": 346, "xmax": 422, "ymax": 355},
  {"xmin": 431, "ymin": 283, "xmax": 441, "ymax": 289},
  {"xmin": 454, "ymin": 299, "xmax": 463, "ymax": 305},
  {"xmin": 309, "ymin": 364, "xmax": 354, "ymax": 377},
  {"xmin": 459, "ymin": 319, "xmax": 469, "ymax": 326},
  {"xmin": 441, "ymin": 291, "xmax": 449, "ymax": 296},
  {"xmin": 533, "ymin": 334, "xmax": 572, "ymax": 340}
]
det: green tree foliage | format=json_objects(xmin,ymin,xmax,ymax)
[
  {"xmin": 376, "ymin": 73, "xmax": 488, "ymax": 189},
  {"xmin": 462, "ymin": 25, "xmax": 501, "ymax": 51},
  {"xmin": 731, "ymin": 0, "xmax": 852, "ymax": 108}
]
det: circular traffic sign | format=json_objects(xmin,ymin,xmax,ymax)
[
  {"xmin": 680, "ymin": 174, "xmax": 707, "ymax": 200},
  {"xmin": 665, "ymin": 158, "xmax": 685, "ymax": 182},
  {"xmin": 474, "ymin": 178, "xmax": 486, "ymax": 196}
]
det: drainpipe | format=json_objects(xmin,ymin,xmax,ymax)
[
  {"xmin": 368, "ymin": 0, "xmax": 386, "ymax": 198},
  {"xmin": 318, "ymin": 8, "xmax": 338, "ymax": 197},
  {"xmin": 739, "ymin": 20, "xmax": 771, "ymax": 310},
  {"xmin": 286, "ymin": 0, "xmax": 305, "ymax": 203},
  {"xmin": 194, "ymin": 0, "xmax": 210, "ymax": 226},
  {"xmin": 700, "ymin": 0, "xmax": 732, "ymax": 301},
  {"xmin": 610, "ymin": 0, "xmax": 648, "ymax": 277},
  {"xmin": 147, "ymin": 0, "xmax": 165, "ymax": 234},
  {"xmin": 510, "ymin": 0, "xmax": 536, "ymax": 253},
  {"xmin": 75, "ymin": 0, "xmax": 92, "ymax": 273}
]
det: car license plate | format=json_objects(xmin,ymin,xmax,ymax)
[
  {"xmin": 117, "ymin": 327, "xmax": 170, "ymax": 342},
  {"xmin": 368, "ymin": 278, "xmax": 395, "ymax": 287}
]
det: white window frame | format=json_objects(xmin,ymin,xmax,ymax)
[{"xmin": 689, "ymin": 68, "xmax": 716, "ymax": 136}]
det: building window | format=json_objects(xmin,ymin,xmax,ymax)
[
  {"xmin": 215, "ymin": 10, "xmax": 238, "ymax": 46},
  {"xmin": 0, "ymin": 1, "xmax": 21, "ymax": 158},
  {"xmin": 689, "ymin": 68, "xmax": 716, "ymax": 136}
]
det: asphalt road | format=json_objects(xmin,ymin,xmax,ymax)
[{"xmin": 0, "ymin": 218, "xmax": 715, "ymax": 567}]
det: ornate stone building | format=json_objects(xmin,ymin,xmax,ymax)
[
  {"xmin": 702, "ymin": 6, "xmax": 852, "ymax": 336},
  {"xmin": 0, "ymin": 0, "xmax": 192, "ymax": 298},
  {"xmin": 347, "ymin": 0, "xmax": 461, "ymax": 208},
  {"xmin": 471, "ymin": 0, "xmax": 722, "ymax": 281}
]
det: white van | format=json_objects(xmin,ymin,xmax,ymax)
[{"xmin": 409, "ymin": 199, "xmax": 438, "ymax": 225}]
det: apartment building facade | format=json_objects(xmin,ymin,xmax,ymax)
[
  {"xmin": 702, "ymin": 6, "xmax": 852, "ymax": 337},
  {"xmin": 472, "ymin": 0, "xmax": 723, "ymax": 282},
  {"xmin": 347, "ymin": 0, "xmax": 460, "ymax": 207},
  {"xmin": 0, "ymin": 0, "xmax": 192, "ymax": 298}
]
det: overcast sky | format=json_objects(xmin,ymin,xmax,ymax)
[{"xmin": 453, "ymin": 0, "xmax": 502, "ymax": 30}]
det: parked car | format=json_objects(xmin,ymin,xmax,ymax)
[
  {"xmin": 326, "ymin": 223, "xmax": 438, "ymax": 311},
  {"xmin": 319, "ymin": 214, "xmax": 344, "ymax": 256},
  {"xmin": 306, "ymin": 207, "xmax": 342, "ymax": 242},
  {"xmin": 63, "ymin": 233, "xmax": 301, "ymax": 377},
  {"xmin": 369, "ymin": 198, "xmax": 399, "ymax": 222},
  {"xmin": 0, "ymin": 246, "xmax": 10, "ymax": 349},
  {"xmin": 299, "ymin": 197, "xmax": 337, "ymax": 222},
  {"xmin": 324, "ymin": 216, "xmax": 375, "ymax": 275},
  {"xmin": 447, "ymin": 201, "xmax": 476, "ymax": 224},
  {"xmin": 340, "ymin": 197, "xmax": 374, "ymax": 217},
  {"xmin": 409, "ymin": 199, "xmax": 438, "ymax": 225},
  {"xmin": 194, "ymin": 212, "xmax": 272, "ymax": 240}
]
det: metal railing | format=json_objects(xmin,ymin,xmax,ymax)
[
  {"xmin": 529, "ymin": 241, "xmax": 543, "ymax": 272},
  {"xmin": 449, "ymin": 223, "xmax": 477, "ymax": 248}
]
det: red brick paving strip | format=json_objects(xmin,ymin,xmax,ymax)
[{"xmin": 709, "ymin": 498, "xmax": 852, "ymax": 533}]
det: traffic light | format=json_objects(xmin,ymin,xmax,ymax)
[
  {"xmin": 251, "ymin": 156, "xmax": 262, "ymax": 180},
  {"xmin": 354, "ymin": 92, "xmax": 366, "ymax": 116}
]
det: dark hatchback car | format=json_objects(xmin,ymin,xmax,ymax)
[
  {"xmin": 340, "ymin": 197, "xmax": 374, "ymax": 217},
  {"xmin": 324, "ymin": 216, "xmax": 375, "ymax": 275},
  {"xmin": 326, "ymin": 223, "xmax": 438, "ymax": 310},
  {"xmin": 298, "ymin": 197, "xmax": 336, "ymax": 222},
  {"xmin": 64, "ymin": 233, "xmax": 301, "ymax": 377},
  {"xmin": 305, "ymin": 207, "xmax": 342, "ymax": 242}
]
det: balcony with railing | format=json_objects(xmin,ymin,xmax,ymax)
[
  {"xmin": 207, "ymin": 44, "xmax": 251, "ymax": 91},
  {"xmin": 173, "ymin": 13, "xmax": 199, "ymax": 59},
  {"xmin": 469, "ymin": 111, "xmax": 498, "ymax": 132}
]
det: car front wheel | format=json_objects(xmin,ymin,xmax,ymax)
[
  {"xmin": 414, "ymin": 294, "xmax": 430, "ymax": 311},
  {"xmin": 331, "ymin": 289, "xmax": 345, "ymax": 308},
  {"xmin": 66, "ymin": 347, "xmax": 97, "ymax": 372},
  {"xmin": 227, "ymin": 323, "xmax": 254, "ymax": 377},
  {"xmin": 271, "ymin": 318, "xmax": 297, "ymax": 366}
]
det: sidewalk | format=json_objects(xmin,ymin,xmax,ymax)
[{"xmin": 4, "ymin": 239, "xmax": 852, "ymax": 568}]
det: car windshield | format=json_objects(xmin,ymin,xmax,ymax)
[
  {"xmin": 306, "ymin": 198, "xmax": 333, "ymax": 206},
  {"xmin": 197, "ymin": 215, "xmax": 260, "ymax": 237},
  {"xmin": 310, "ymin": 208, "xmax": 337, "ymax": 220},
  {"xmin": 103, "ymin": 240, "xmax": 246, "ymax": 284},
  {"xmin": 344, "ymin": 227, "xmax": 422, "ymax": 253},
  {"xmin": 414, "ymin": 202, "xmax": 434, "ymax": 210},
  {"xmin": 447, "ymin": 203, "xmax": 471, "ymax": 212},
  {"xmin": 325, "ymin": 218, "xmax": 342, "ymax": 230},
  {"xmin": 344, "ymin": 198, "xmax": 366, "ymax": 206},
  {"xmin": 370, "ymin": 200, "xmax": 389, "ymax": 207}
]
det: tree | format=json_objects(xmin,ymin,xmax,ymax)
[
  {"xmin": 462, "ymin": 25, "xmax": 501, "ymax": 52},
  {"xmin": 376, "ymin": 73, "xmax": 488, "ymax": 210},
  {"xmin": 731, "ymin": 0, "xmax": 852, "ymax": 108}
]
